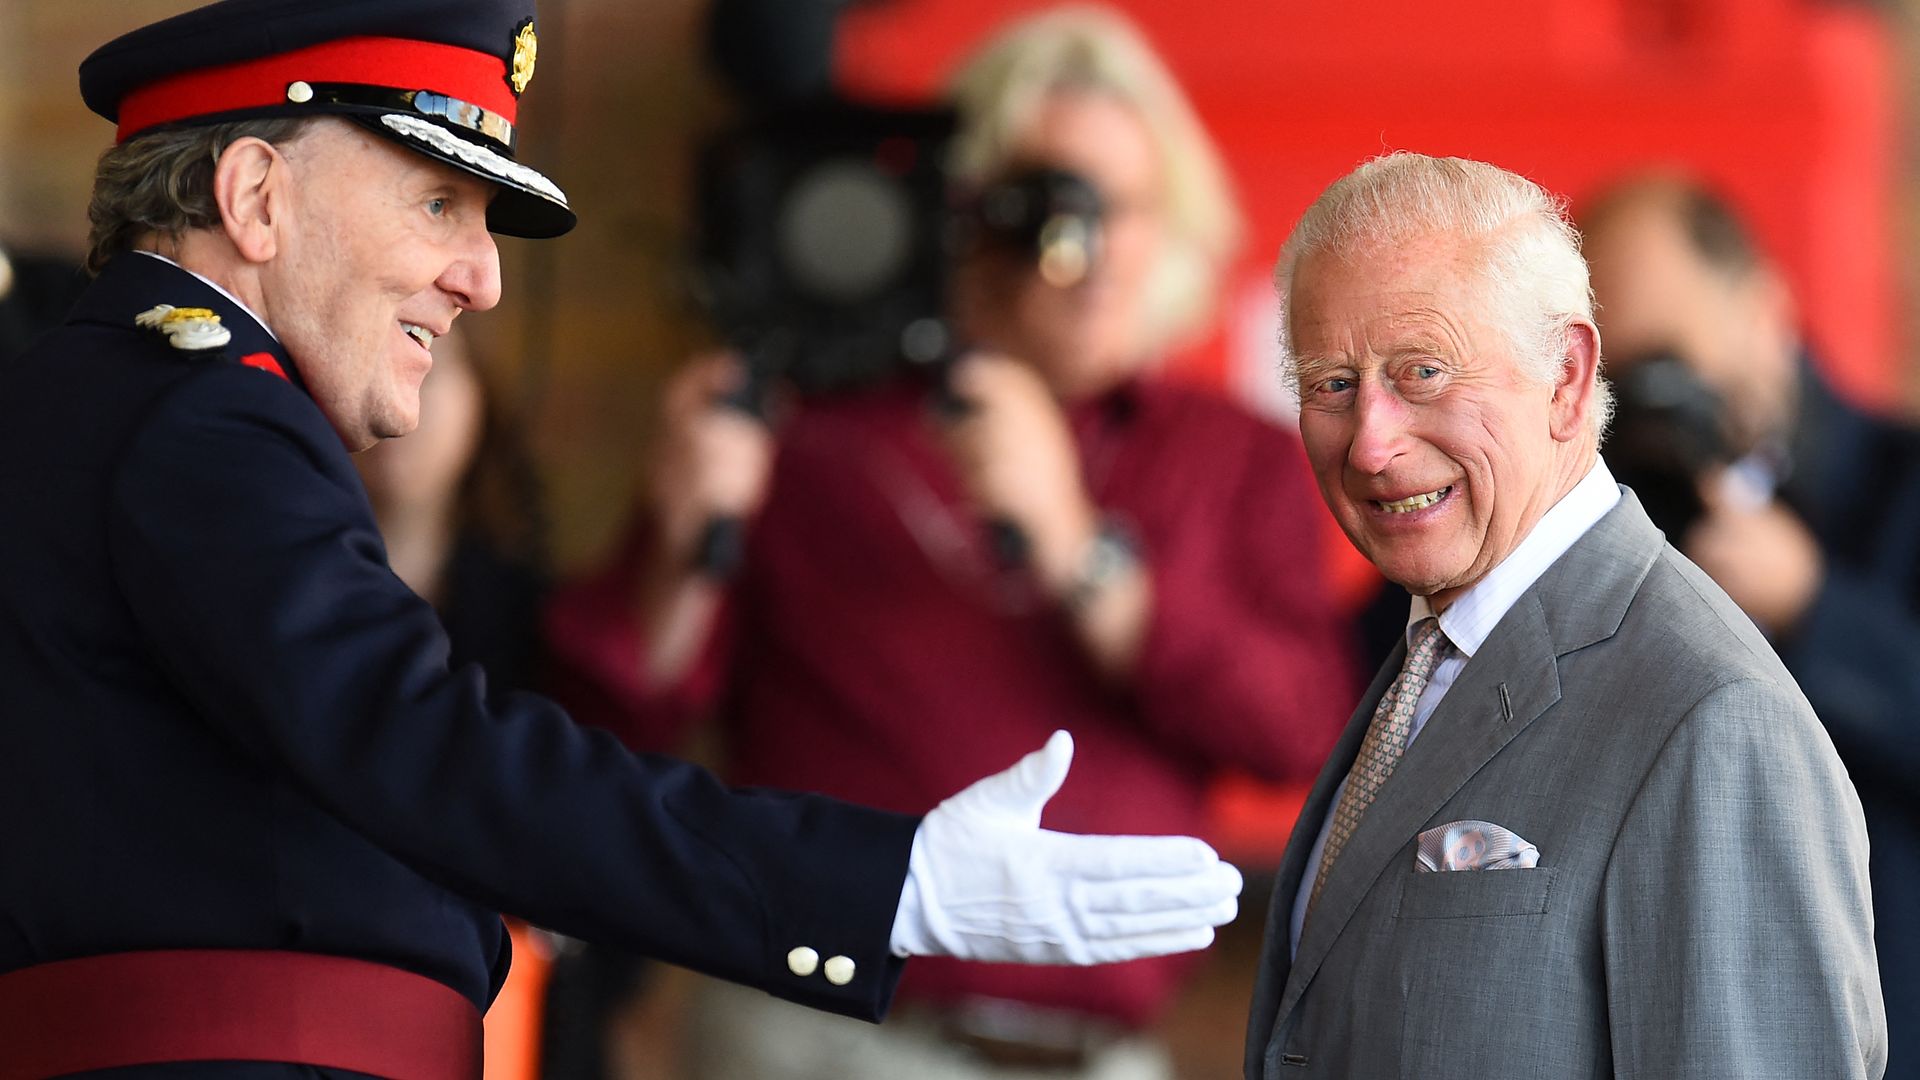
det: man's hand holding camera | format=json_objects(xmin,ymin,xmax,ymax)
[
  {"xmin": 638, "ymin": 352, "xmax": 775, "ymax": 684},
  {"xmin": 651, "ymin": 353, "xmax": 776, "ymax": 561},
  {"xmin": 940, "ymin": 352, "xmax": 1150, "ymax": 676},
  {"xmin": 941, "ymin": 354, "xmax": 1098, "ymax": 583},
  {"xmin": 1683, "ymin": 476, "xmax": 1824, "ymax": 638}
]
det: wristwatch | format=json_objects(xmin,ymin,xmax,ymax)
[{"xmin": 1063, "ymin": 517, "xmax": 1140, "ymax": 612}]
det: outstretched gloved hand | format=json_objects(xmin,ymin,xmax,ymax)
[{"xmin": 888, "ymin": 730, "xmax": 1243, "ymax": 965}]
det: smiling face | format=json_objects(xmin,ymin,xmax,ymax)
[
  {"xmin": 1289, "ymin": 233, "xmax": 1597, "ymax": 608},
  {"xmin": 258, "ymin": 121, "xmax": 502, "ymax": 450}
]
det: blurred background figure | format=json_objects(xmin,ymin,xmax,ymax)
[
  {"xmin": 1580, "ymin": 175, "xmax": 1920, "ymax": 1080},
  {"xmin": 543, "ymin": 6, "xmax": 1357, "ymax": 1078},
  {"xmin": 356, "ymin": 327, "xmax": 552, "ymax": 696},
  {"xmin": 353, "ymin": 328, "xmax": 562, "ymax": 1080},
  {"xmin": 0, "ymin": 240, "xmax": 85, "ymax": 362}
]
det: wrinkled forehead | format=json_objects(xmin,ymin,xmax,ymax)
[
  {"xmin": 1291, "ymin": 227, "xmax": 1490, "ymax": 293},
  {"xmin": 1289, "ymin": 304, "xmax": 1480, "ymax": 381},
  {"xmin": 1289, "ymin": 235, "xmax": 1489, "ymax": 329},
  {"xmin": 285, "ymin": 117, "xmax": 499, "ymax": 195}
]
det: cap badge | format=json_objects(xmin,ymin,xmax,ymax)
[
  {"xmin": 509, "ymin": 20, "xmax": 538, "ymax": 97},
  {"xmin": 135, "ymin": 304, "xmax": 232, "ymax": 351}
]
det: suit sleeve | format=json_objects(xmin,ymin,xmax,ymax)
[
  {"xmin": 103, "ymin": 367, "xmax": 915, "ymax": 1020},
  {"xmin": 1600, "ymin": 676, "xmax": 1886, "ymax": 1077}
]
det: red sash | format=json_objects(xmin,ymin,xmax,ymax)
[{"xmin": 0, "ymin": 950, "xmax": 481, "ymax": 1079}]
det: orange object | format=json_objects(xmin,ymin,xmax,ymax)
[{"xmin": 483, "ymin": 919, "xmax": 555, "ymax": 1080}]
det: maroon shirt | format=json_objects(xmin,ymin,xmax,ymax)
[{"xmin": 546, "ymin": 374, "xmax": 1357, "ymax": 1027}]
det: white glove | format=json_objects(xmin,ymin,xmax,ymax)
[{"xmin": 888, "ymin": 730, "xmax": 1243, "ymax": 965}]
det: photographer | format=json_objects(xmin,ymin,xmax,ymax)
[
  {"xmin": 545, "ymin": 7, "xmax": 1356, "ymax": 1077},
  {"xmin": 1581, "ymin": 175, "xmax": 1920, "ymax": 1079}
]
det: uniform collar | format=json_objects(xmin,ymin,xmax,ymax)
[
  {"xmin": 131, "ymin": 251, "xmax": 277, "ymax": 342},
  {"xmin": 72, "ymin": 251, "xmax": 306, "ymax": 396}
]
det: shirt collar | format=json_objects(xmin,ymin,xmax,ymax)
[
  {"xmin": 1408, "ymin": 458, "xmax": 1621, "ymax": 657},
  {"xmin": 133, "ymin": 250, "xmax": 278, "ymax": 342}
]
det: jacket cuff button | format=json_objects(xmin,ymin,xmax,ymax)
[
  {"xmin": 823, "ymin": 955, "xmax": 855, "ymax": 986},
  {"xmin": 786, "ymin": 946, "xmax": 819, "ymax": 977}
]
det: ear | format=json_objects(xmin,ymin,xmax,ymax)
[
  {"xmin": 1548, "ymin": 317, "xmax": 1600, "ymax": 443},
  {"xmin": 211, "ymin": 137, "xmax": 287, "ymax": 265}
]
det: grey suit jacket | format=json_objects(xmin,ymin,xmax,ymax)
[{"xmin": 1245, "ymin": 490, "xmax": 1886, "ymax": 1079}]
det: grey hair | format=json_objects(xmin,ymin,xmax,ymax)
[
  {"xmin": 947, "ymin": 5, "xmax": 1243, "ymax": 357},
  {"xmin": 85, "ymin": 117, "xmax": 316, "ymax": 274},
  {"xmin": 1276, "ymin": 151, "xmax": 1614, "ymax": 437}
]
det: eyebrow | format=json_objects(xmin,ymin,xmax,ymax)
[
  {"xmin": 1384, "ymin": 337, "xmax": 1449, "ymax": 358},
  {"xmin": 1292, "ymin": 354, "xmax": 1350, "ymax": 379}
]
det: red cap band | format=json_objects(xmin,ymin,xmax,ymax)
[{"xmin": 115, "ymin": 36, "xmax": 514, "ymax": 143}]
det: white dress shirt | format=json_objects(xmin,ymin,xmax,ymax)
[{"xmin": 1288, "ymin": 459, "xmax": 1622, "ymax": 957}]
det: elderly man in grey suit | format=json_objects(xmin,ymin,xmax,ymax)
[{"xmin": 1244, "ymin": 152, "xmax": 1886, "ymax": 1079}]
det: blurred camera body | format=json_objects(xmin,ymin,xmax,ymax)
[
  {"xmin": 1603, "ymin": 351, "xmax": 1737, "ymax": 539},
  {"xmin": 695, "ymin": 103, "xmax": 1106, "ymax": 400}
]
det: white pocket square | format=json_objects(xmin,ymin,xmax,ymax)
[{"xmin": 1415, "ymin": 819, "xmax": 1540, "ymax": 872}]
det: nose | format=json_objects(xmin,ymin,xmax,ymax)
[
  {"xmin": 1346, "ymin": 378, "xmax": 1412, "ymax": 476},
  {"xmin": 439, "ymin": 221, "xmax": 503, "ymax": 313}
]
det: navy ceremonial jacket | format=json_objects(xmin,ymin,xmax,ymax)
[{"xmin": 0, "ymin": 253, "xmax": 916, "ymax": 1020}]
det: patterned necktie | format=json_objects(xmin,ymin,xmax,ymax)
[{"xmin": 1308, "ymin": 616, "xmax": 1449, "ymax": 918}]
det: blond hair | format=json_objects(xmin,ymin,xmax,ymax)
[{"xmin": 947, "ymin": 5, "xmax": 1243, "ymax": 355}]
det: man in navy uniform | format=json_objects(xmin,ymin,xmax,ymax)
[{"xmin": 0, "ymin": 2, "xmax": 1243, "ymax": 1075}]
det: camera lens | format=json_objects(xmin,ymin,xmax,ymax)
[{"xmin": 776, "ymin": 158, "xmax": 915, "ymax": 305}]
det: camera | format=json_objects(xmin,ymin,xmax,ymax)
[
  {"xmin": 693, "ymin": 101, "xmax": 1108, "ymax": 401},
  {"xmin": 1602, "ymin": 350, "xmax": 1736, "ymax": 540},
  {"xmin": 687, "ymin": 98, "xmax": 1109, "ymax": 576},
  {"xmin": 694, "ymin": 101, "xmax": 957, "ymax": 398}
]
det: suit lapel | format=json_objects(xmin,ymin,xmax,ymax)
[
  {"xmin": 1277, "ymin": 597, "xmax": 1561, "ymax": 1018},
  {"xmin": 1254, "ymin": 649, "xmax": 1405, "ymax": 997},
  {"xmin": 1268, "ymin": 490, "xmax": 1668, "ymax": 1030}
]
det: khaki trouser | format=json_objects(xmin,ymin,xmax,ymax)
[{"xmin": 681, "ymin": 977, "xmax": 1174, "ymax": 1080}]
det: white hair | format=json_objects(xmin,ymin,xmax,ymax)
[
  {"xmin": 1275, "ymin": 152, "xmax": 1613, "ymax": 437},
  {"xmin": 947, "ymin": 5, "xmax": 1243, "ymax": 357}
]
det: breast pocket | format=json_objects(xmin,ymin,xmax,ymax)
[
  {"xmin": 1390, "ymin": 867, "xmax": 1575, "ymax": 1079},
  {"xmin": 1393, "ymin": 866, "xmax": 1557, "ymax": 920}
]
